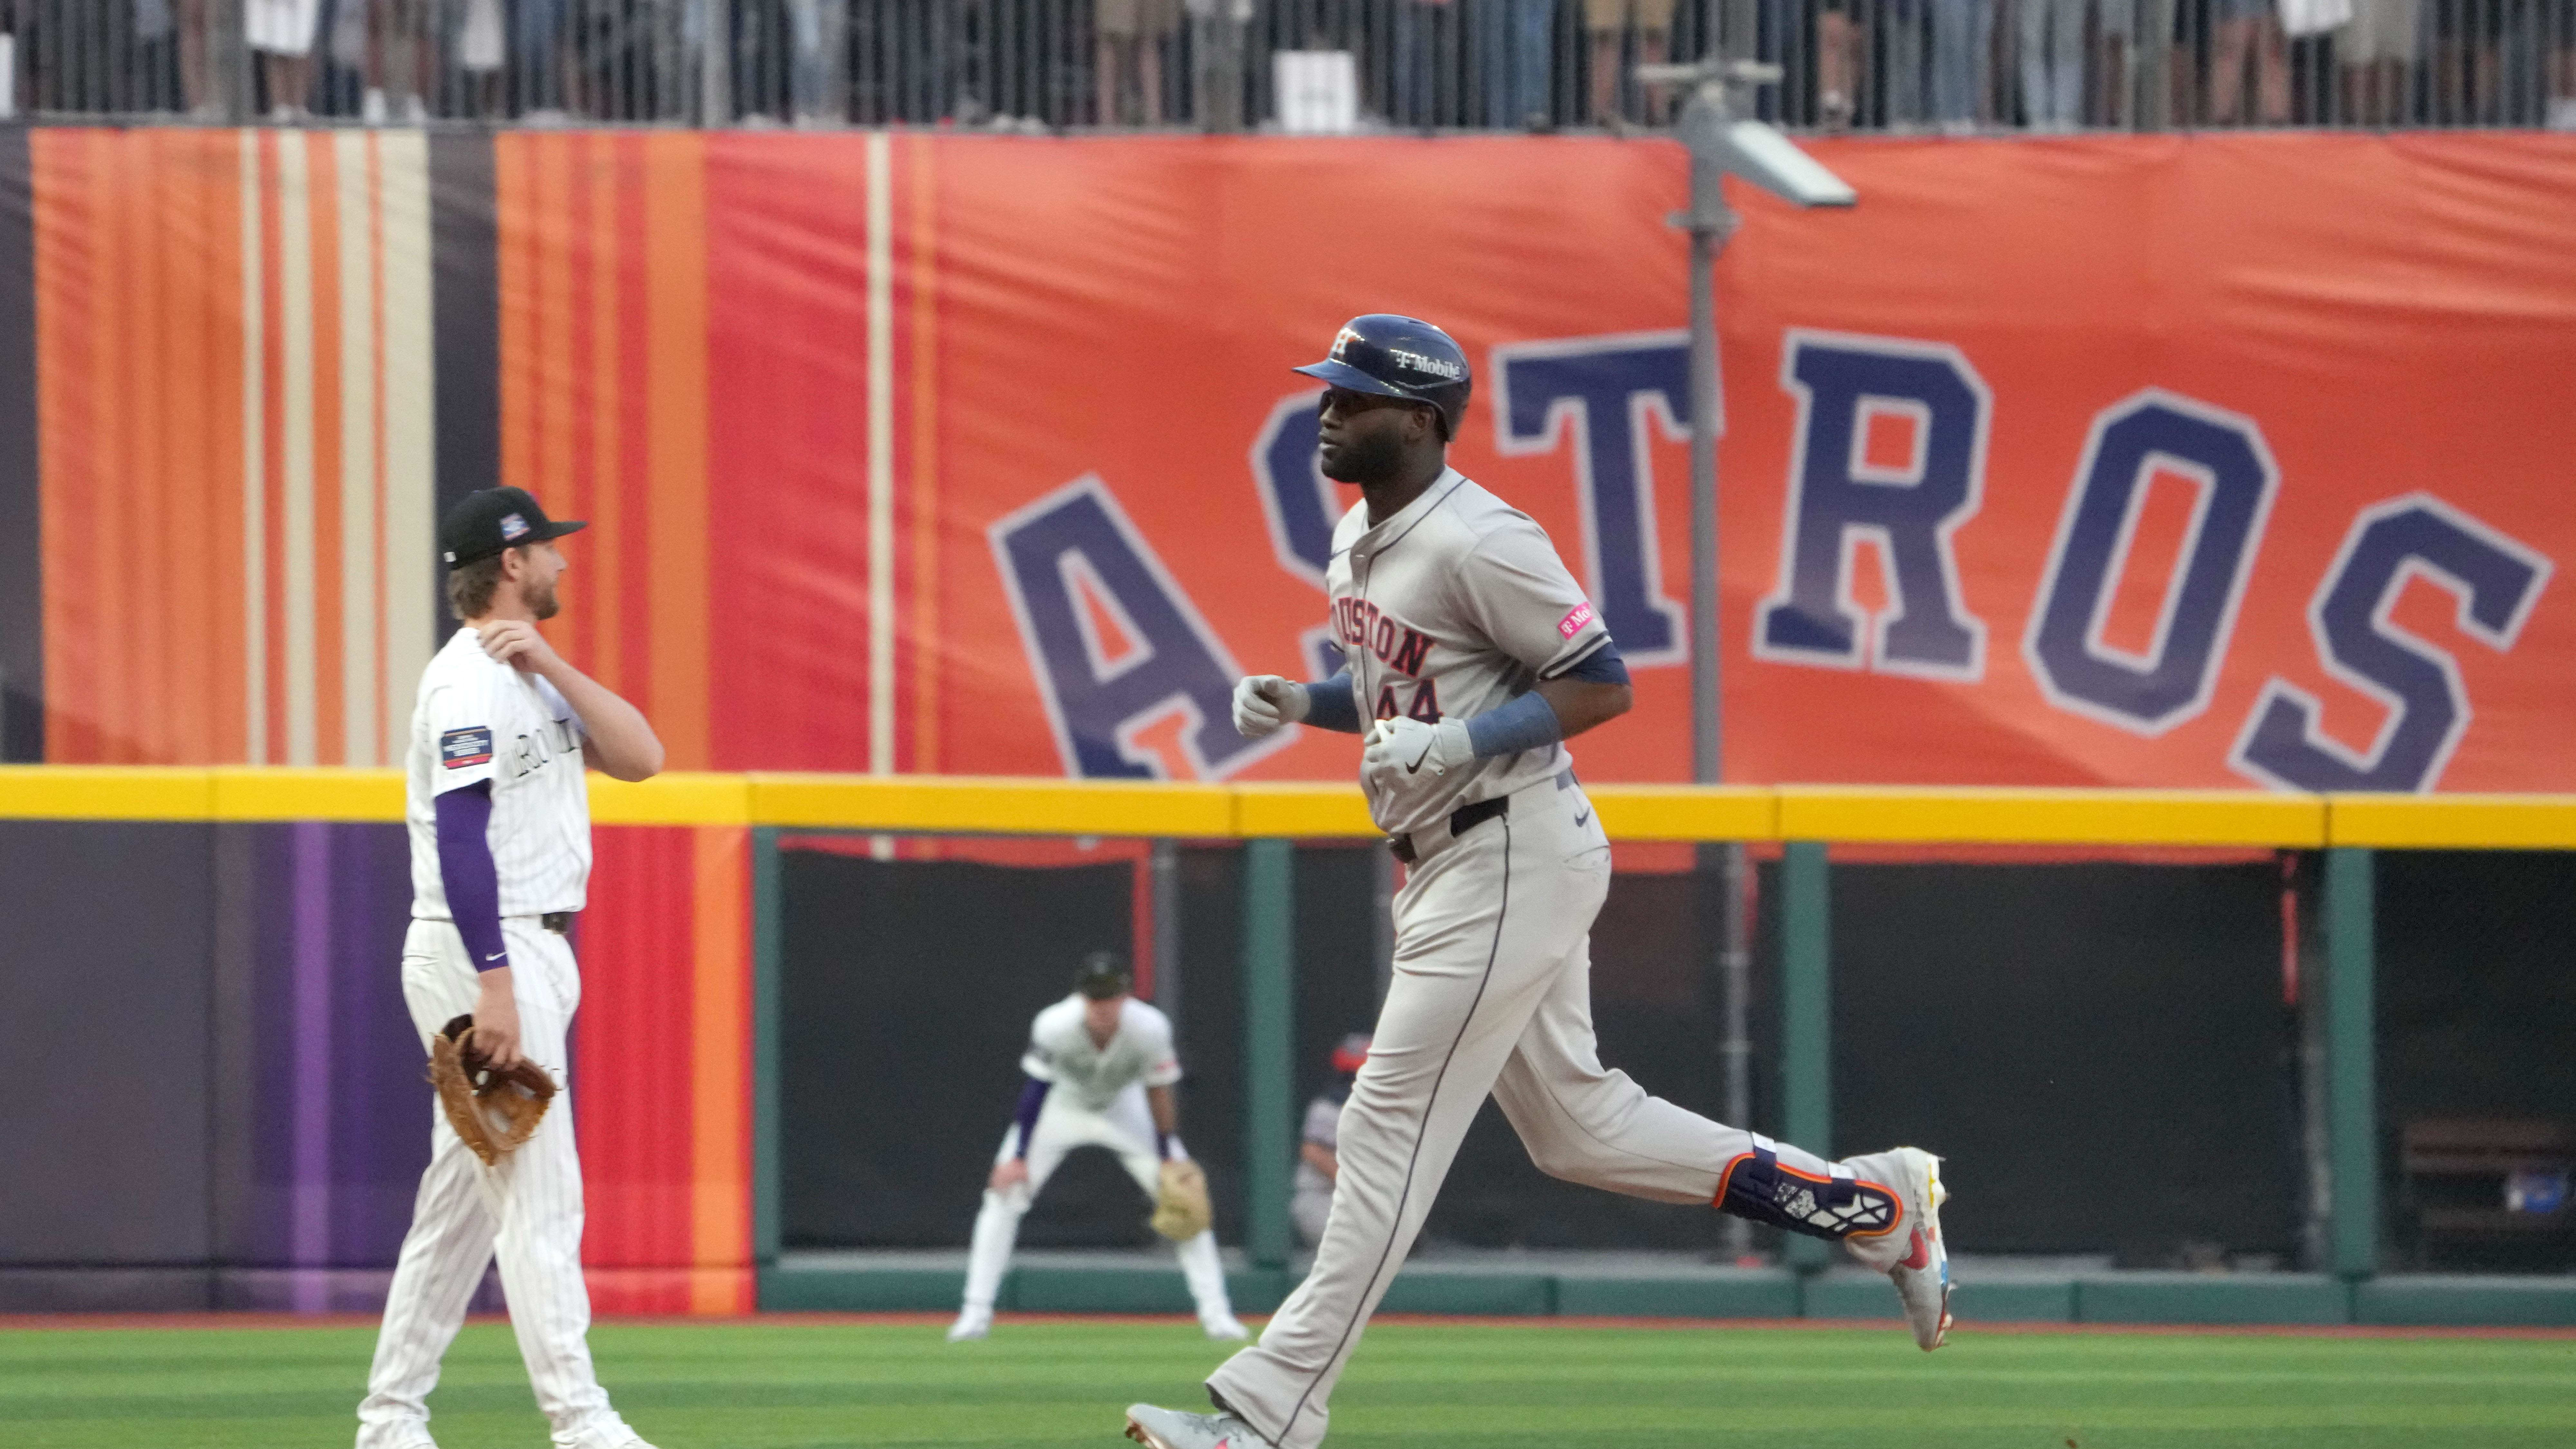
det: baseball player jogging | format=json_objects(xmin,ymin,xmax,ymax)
[
  {"xmin": 952, "ymin": 951, "xmax": 1249, "ymax": 1343},
  {"xmin": 1126, "ymin": 316, "xmax": 1951, "ymax": 1449},
  {"xmin": 356, "ymin": 487, "xmax": 667, "ymax": 1449}
]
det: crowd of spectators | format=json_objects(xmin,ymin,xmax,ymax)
[{"xmin": 1, "ymin": 0, "xmax": 2568, "ymax": 129}]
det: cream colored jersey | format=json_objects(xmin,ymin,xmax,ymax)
[
  {"xmin": 407, "ymin": 626, "xmax": 591, "ymax": 920},
  {"xmin": 1321, "ymin": 469, "xmax": 1613, "ymax": 836},
  {"xmin": 1020, "ymin": 995, "xmax": 1182, "ymax": 1112}
]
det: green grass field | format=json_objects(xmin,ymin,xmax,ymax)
[{"xmin": 5, "ymin": 1317, "xmax": 2573, "ymax": 1448}]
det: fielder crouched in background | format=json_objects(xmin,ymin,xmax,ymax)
[
  {"xmin": 951, "ymin": 952, "xmax": 1248, "ymax": 1343},
  {"xmin": 356, "ymin": 488, "xmax": 666, "ymax": 1449}
]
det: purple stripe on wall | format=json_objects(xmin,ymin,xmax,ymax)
[
  {"xmin": 289, "ymin": 822, "xmax": 334, "ymax": 1308},
  {"xmin": 218, "ymin": 822, "xmax": 428, "ymax": 1277}
]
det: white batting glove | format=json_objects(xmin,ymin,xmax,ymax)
[
  {"xmin": 1232, "ymin": 675, "xmax": 1310, "ymax": 740},
  {"xmin": 1362, "ymin": 716, "xmax": 1474, "ymax": 789}
]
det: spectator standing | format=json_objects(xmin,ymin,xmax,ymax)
[
  {"xmin": 789, "ymin": 0, "xmax": 847, "ymax": 123},
  {"xmin": 2553, "ymin": 0, "xmax": 2576, "ymax": 128},
  {"xmin": 2095, "ymin": 0, "xmax": 2135, "ymax": 124},
  {"xmin": 1816, "ymin": 0, "xmax": 1863, "ymax": 128},
  {"xmin": 249, "ymin": 0, "xmax": 323, "ymax": 118},
  {"xmin": 1388, "ymin": 0, "xmax": 1455, "ymax": 127},
  {"xmin": 2328, "ymin": 0, "xmax": 2406, "ymax": 120},
  {"xmin": 452, "ymin": 0, "xmax": 507, "ymax": 116},
  {"xmin": 2204, "ymin": 0, "xmax": 2289, "ymax": 120},
  {"xmin": 361, "ymin": 0, "xmax": 435, "ymax": 120},
  {"xmin": 134, "ymin": 0, "xmax": 219, "ymax": 113},
  {"xmin": 1585, "ymin": 0, "xmax": 1671, "ymax": 125},
  {"xmin": 1929, "ymin": 0, "xmax": 1995, "ymax": 126},
  {"xmin": 1480, "ymin": 0, "xmax": 1556, "ymax": 128},
  {"xmin": 514, "ymin": 0, "xmax": 571, "ymax": 118},
  {"xmin": 2019, "ymin": 0, "xmax": 2087, "ymax": 125},
  {"xmin": 1098, "ymin": 0, "xmax": 1180, "ymax": 124}
]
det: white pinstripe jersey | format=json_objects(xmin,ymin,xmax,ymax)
[
  {"xmin": 1323, "ymin": 469, "xmax": 1611, "ymax": 836},
  {"xmin": 407, "ymin": 627, "xmax": 591, "ymax": 921},
  {"xmin": 1020, "ymin": 996, "xmax": 1182, "ymax": 1113}
]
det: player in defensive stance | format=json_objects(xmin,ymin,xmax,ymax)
[
  {"xmin": 1126, "ymin": 316, "xmax": 1949, "ymax": 1449},
  {"xmin": 359, "ymin": 487, "xmax": 665, "ymax": 1449},
  {"xmin": 950, "ymin": 952, "xmax": 1250, "ymax": 1343}
]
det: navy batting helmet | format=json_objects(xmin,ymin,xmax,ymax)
[{"xmin": 1294, "ymin": 314, "xmax": 1472, "ymax": 441}]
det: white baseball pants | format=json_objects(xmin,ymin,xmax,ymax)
[
  {"xmin": 356, "ymin": 918, "xmax": 633, "ymax": 1449},
  {"xmin": 961, "ymin": 1085, "xmax": 1236, "ymax": 1326},
  {"xmin": 1206, "ymin": 773, "xmax": 1854, "ymax": 1449}
]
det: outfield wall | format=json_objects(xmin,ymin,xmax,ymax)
[{"xmin": 4, "ymin": 771, "xmax": 2571, "ymax": 1322}]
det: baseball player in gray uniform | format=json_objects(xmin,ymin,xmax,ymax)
[
  {"xmin": 357, "ymin": 487, "xmax": 666, "ymax": 1449},
  {"xmin": 1126, "ymin": 316, "xmax": 1951, "ymax": 1449}
]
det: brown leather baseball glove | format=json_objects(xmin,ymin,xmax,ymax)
[
  {"xmin": 428, "ymin": 1014, "xmax": 557, "ymax": 1167},
  {"xmin": 1150, "ymin": 1158, "xmax": 1213, "ymax": 1241}
]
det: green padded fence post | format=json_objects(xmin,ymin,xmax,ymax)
[
  {"xmin": 2325, "ymin": 846, "xmax": 2379, "ymax": 1281},
  {"xmin": 1781, "ymin": 839, "xmax": 1832, "ymax": 1274},
  {"xmin": 1242, "ymin": 838, "xmax": 1297, "ymax": 1272},
  {"xmin": 752, "ymin": 825, "xmax": 785, "ymax": 1279}
]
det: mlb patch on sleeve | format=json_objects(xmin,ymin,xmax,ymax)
[
  {"xmin": 439, "ymin": 726, "xmax": 496, "ymax": 769},
  {"xmin": 1557, "ymin": 601, "xmax": 1597, "ymax": 639}
]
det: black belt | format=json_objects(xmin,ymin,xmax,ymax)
[
  {"xmin": 1389, "ymin": 796, "xmax": 1508, "ymax": 865},
  {"xmin": 540, "ymin": 911, "xmax": 575, "ymax": 934}
]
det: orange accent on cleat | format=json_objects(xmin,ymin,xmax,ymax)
[{"xmin": 1901, "ymin": 1227, "xmax": 1932, "ymax": 1271}]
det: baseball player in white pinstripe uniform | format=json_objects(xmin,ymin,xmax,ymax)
[
  {"xmin": 356, "ymin": 487, "xmax": 667, "ymax": 1449},
  {"xmin": 950, "ymin": 952, "xmax": 1248, "ymax": 1343},
  {"xmin": 1127, "ymin": 317, "xmax": 1951, "ymax": 1449}
]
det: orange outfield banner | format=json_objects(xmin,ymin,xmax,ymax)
[
  {"xmin": 936, "ymin": 131, "xmax": 2573, "ymax": 792},
  {"xmin": 21, "ymin": 130, "xmax": 2574, "ymax": 791}
]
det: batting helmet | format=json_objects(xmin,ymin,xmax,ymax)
[
  {"xmin": 1294, "ymin": 314, "xmax": 1472, "ymax": 441},
  {"xmin": 1073, "ymin": 950, "xmax": 1132, "ymax": 1000}
]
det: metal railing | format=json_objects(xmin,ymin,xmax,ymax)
[{"xmin": 4, "ymin": 0, "xmax": 2569, "ymax": 129}]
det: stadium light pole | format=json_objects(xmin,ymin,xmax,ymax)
[{"xmin": 1637, "ymin": 57, "xmax": 1853, "ymax": 1264}]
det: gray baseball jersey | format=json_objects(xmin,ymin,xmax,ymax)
[
  {"xmin": 1322, "ymin": 468, "xmax": 1611, "ymax": 836},
  {"xmin": 1020, "ymin": 995, "xmax": 1183, "ymax": 1112},
  {"xmin": 407, "ymin": 627, "xmax": 591, "ymax": 920}
]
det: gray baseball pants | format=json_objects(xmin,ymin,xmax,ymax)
[{"xmin": 1205, "ymin": 772, "xmax": 1843, "ymax": 1449}]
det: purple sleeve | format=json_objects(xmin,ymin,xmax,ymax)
[
  {"xmin": 1011, "ymin": 1076, "xmax": 1050, "ymax": 1158},
  {"xmin": 435, "ymin": 780, "xmax": 510, "ymax": 973}
]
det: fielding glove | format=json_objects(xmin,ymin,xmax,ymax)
[
  {"xmin": 428, "ymin": 1014, "xmax": 557, "ymax": 1167},
  {"xmin": 1151, "ymin": 1158, "xmax": 1214, "ymax": 1241}
]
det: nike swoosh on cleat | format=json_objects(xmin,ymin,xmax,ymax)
[{"xmin": 1574, "ymin": 810, "xmax": 1591, "ymax": 827}]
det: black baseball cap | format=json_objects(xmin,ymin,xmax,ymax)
[
  {"xmin": 440, "ymin": 487, "xmax": 586, "ymax": 566},
  {"xmin": 1073, "ymin": 951, "xmax": 1132, "ymax": 1000}
]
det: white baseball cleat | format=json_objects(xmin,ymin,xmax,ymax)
[
  {"xmin": 1125, "ymin": 1403, "xmax": 1280, "ymax": 1449},
  {"xmin": 1201, "ymin": 1312, "xmax": 1251, "ymax": 1341},
  {"xmin": 1880, "ymin": 1147, "xmax": 1952, "ymax": 1350},
  {"xmin": 563, "ymin": 1426, "xmax": 659, "ymax": 1449},
  {"xmin": 946, "ymin": 1307, "xmax": 993, "ymax": 1342}
]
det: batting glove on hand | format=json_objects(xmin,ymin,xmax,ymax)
[
  {"xmin": 1232, "ymin": 675, "xmax": 1310, "ymax": 739},
  {"xmin": 1362, "ymin": 716, "xmax": 1474, "ymax": 789}
]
